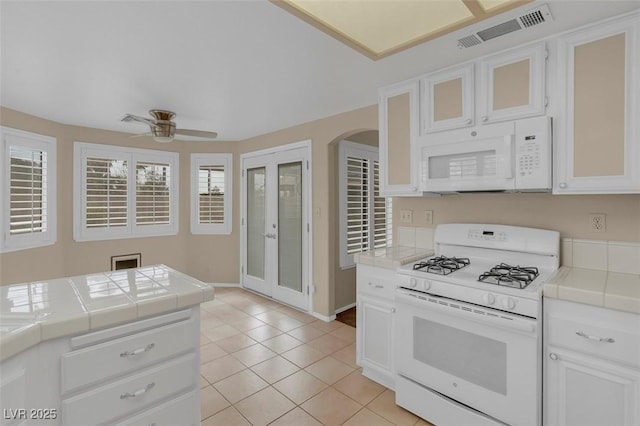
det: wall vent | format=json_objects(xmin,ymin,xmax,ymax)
[{"xmin": 458, "ymin": 4, "xmax": 554, "ymax": 49}]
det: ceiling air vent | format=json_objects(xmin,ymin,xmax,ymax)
[{"xmin": 457, "ymin": 4, "xmax": 554, "ymax": 49}]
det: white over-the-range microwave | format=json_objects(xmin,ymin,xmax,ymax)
[{"xmin": 420, "ymin": 116, "xmax": 552, "ymax": 193}]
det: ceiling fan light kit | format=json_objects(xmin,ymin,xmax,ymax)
[{"xmin": 121, "ymin": 109, "xmax": 218, "ymax": 143}]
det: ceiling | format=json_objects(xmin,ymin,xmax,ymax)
[{"xmin": 1, "ymin": 1, "xmax": 639, "ymax": 142}]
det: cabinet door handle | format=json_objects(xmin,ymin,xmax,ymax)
[
  {"xmin": 549, "ymin": 352, "xmax": 558, "ymax": 361},
  {"xmin": 120, "ymin": 343, "xmax": 155, "ymax": 358},
  {"xmin": 482, "ymin": 116, "xmax": 489, "ymax": 122},
  {"xmin": 120, "ymin": 382, "xmax": 155, "ymax": 399},
  {"xmin": 576, "ymin": 331, "xmax": 615, "ymax": 344},
  {"xmin": 559, "ymin": 182, "xmax": 568, "ymax": 189},
  {"xmin": 465, "ymin": 119, "xmax": 472, "ymax": 125}
]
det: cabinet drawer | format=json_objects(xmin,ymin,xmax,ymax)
[
  {"xmin": 357, "ymin": 265, "xmax": 398, "ymax": 300},
  {"xmin": 547, "ymin": 300, "xmax": 640, "ymax": 368},
  {"xmin": 62, "ymin": 315, "xmax": 198, "ymax": 393},
  {"xmin": 114, "ymin": 390, "xmax": 199, "ymax": 426},
  {"xmin": 62, "ymin": 352, "xmax": 197, "ymax": 426}
]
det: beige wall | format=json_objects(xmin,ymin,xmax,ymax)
[
  {"xmin": 393, "ymin": 193, "xmax": 640, "ymax": 243},
  {"xmin": 333, "ymin": 130, "xmax": 380, "ymax": 311},
  {"xmin": 3, "ymin": 105, "xmax": 639, "ymax": 318},
  {"xmin": 0, "ymin": 107, "xmax": 240, "ymax": 286},
  {"xmin": 238, "ymin": 106, "xmax": 378, "ymax": 316}
]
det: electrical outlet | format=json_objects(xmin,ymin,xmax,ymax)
[
  {"xmin": 589, "ymin": 213, "xmax": 606, "ymax": 233},
  {"xmin": 400, "ymin": 210, "xmax": 413, "ymax": 224},
  {"xmin": 423, "ymin": 210, "xmax": 433, "ymax": 225}
]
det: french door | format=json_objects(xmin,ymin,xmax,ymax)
[{"xmin": 241, "ymin": 144, "xmax": 309, "ymax": 311}]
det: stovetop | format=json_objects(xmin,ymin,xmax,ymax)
[{"xmin": 395, "ymin": 224, "xmax": 559, "ymax": 317}]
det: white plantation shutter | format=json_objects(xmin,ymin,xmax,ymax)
[
  {"xmin": 191, "ymin": 154, "xmax": 232, "ymax": 234},
  {"xmin": 346, "ymin": 156, "xmax": 369, "ymax": 255},
  {"xmin": 136, "ymin": 161, "xmax": 170, "ymax": 225},
  {"xmin": 85, "ymin": 157, "xmax": 128, "ymax": 228},
  {"xmin": 74, "ymin": 142, "xmax": 178, "ymax": 241},
  {"xmin": 1, "ymin": 127, "xmax": 57, "ymax": 253},
  {"xmin": 9, "ymin": 148, "xmax": 46, "ymax": 234},
  {"xmin": 339, "ymin": 141, "xmax": 392, "ymax": 269},
  {"xmin": 198, "ymin": 165, "xmax": 225, "ymax": 224}
]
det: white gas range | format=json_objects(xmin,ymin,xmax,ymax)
[{"xmin": 394, "ymin": 223, "xmax": 559, "ymax": 426}]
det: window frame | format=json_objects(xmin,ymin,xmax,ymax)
[
  {"xmin": 73, "ymin": 142, "xmax": 179, "ymax": 242},
  {"xmin": 190, "ymin": 153, "xmax": 233, "ymax": 235},
  {"xmin": 338, "ymin": 140, "xmax": 392, "ymax": 269},
  {"xmin": 1, "ymin": 127, "xmax": 57, "ymax": 253}
]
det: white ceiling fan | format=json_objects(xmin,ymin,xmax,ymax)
[{"xmin": 121, "ymin": 109, "xmax": 218, "ymax": 143}]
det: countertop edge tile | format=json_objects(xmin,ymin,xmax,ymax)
[
  {"xmin": 544, "ymin": 266, "xmax": 640, "ymax": 315},
  {"xmin": 0, "ymin": 264, "xmax": 214, "ymax": 362}
]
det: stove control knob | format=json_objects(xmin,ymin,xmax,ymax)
[
  {"xmin": 423, "ymin": 280, "xmax": 431, "ymax": 291},
  {"xmin": 482, "ymin": 293, "xmax": 495, "ymax": 305},
  {"xmin": 502, "ymin": 297, "xmax": 516, "ymax": 310},
  {"xmin": 409, "ymin": 278, "xmax": 417, "ymax": 288}
]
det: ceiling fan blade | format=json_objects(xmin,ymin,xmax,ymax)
[
  {"xmin": 128, "ymin": 132, "xmax": 153, "ymax": 138},
  {"xmin": 174, "ymin": 128, "xmax": 218, "ymax": 139},
  {"xmin": 121, "ymin": 114, "xmax": 156, "ymax": 127}
]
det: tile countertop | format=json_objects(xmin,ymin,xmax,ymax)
[
  {"xmin": 0, "ymin": 265, "xmax": 213, "ymax": 362},
  {"xmin": 354, "ymin": 246, "xmax": 434, "ymax": 269},
  {"xmin": 544, "ymin": 266, "xmax": 640, "ymax": 314}
]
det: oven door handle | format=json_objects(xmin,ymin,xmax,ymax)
[{"xmin": 395, "ymin": 290, "xmax": 536, "ymax": 335}]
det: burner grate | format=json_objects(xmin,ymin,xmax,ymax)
[
  {"xmin": 478, "ymin": 263, "xmax": 539, "ymax": 289},
  {"xmin": 413, "ymin": 256, "xmax": 470, "ymax": 275}
]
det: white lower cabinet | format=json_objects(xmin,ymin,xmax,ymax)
[
  {"xmin": 0, "ymin": 307, "xmax": 201, "ymax": 426},
  {"xmin": 356, "ymin": 264, "xmax": 397, "ymax": 389},
  {"xmin": 545, "ymin": 299, "xmax": 640, "ymax": 426}
]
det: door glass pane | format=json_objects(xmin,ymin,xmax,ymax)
[
  {"xmin": 278, "ymin": 162, "xmax": 302, "ymax": 292},
  {"xmin": 247, "ymin": 167, "xmax": 266, "ymax": 279},
  {"xmin": 413, "ymin": 317, "xmax": 507, "ymax": 395}
]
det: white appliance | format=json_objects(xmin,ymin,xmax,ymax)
[
  {"xmin": 394, "ymin": 223, "xmax": 559, "ymax": 426},
  {"xmin": 420, "ymin": 116, "xmax": 552, "ymax": 193}
]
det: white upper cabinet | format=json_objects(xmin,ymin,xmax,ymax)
[
  {"xmin": 555, "ymin": 14, "xmax": 640, "ymax": 194},
  {"xmin": 421, "ymin": 63, "xmax": 475, "ymax": 133},
  {"xmin": 421, "ymin": 42, "xmax": 547, "ymax": 135},
  {"xmin": 379, "ymin": 80, "xmax": 421, "ymax": 196},
  {"xmin": 477, "ymin": 43, "xmax": 547, "ymax": 124}
]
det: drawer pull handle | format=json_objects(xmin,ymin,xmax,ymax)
[
  {"xmin": 368, "ymin": 282, "xmax": 384, "ymax": 289},
  {"xmin": 120, "ymin": 382, "xmax": 155, "ymax": 399},
  {"xmin": 120, "ymin": 343, "xmax": 155, "ymax": 358},
  {"xmin": 576, "ymin": 331, "xmax": 615, "ymax": 344}
]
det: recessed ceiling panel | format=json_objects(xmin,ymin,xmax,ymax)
[
  {"xmin": 286, "ymin": 0, "xmax": 473, "ymax": 55},
  {"xmin": 274, "ymin": 0, "xmax": 533, "ymax": 59}
]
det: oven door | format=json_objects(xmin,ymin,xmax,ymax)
[{"xmin": 394, "ymin": 289, "xmax": 540, "ymax": 426}]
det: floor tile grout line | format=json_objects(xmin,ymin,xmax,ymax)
[{"xmin": 202, "ymin": 288, "xmax": 376, "ymax": 425}]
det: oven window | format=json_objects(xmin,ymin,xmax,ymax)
[{"xmin": 413, "ymin": 317, "xmax": 507, "ymax": 395}]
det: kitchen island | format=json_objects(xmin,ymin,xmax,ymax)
[{"xmin": 0, "ymin": 265, "xmax": 213, "ymax": 426}]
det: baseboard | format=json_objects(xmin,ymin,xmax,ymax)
[
  {"xmin": 210, "ymin": 283, "xmax": 241, "ymax": 288},
  {"xmin": 313, "ymin": 312, "xmax": 337, "ymax": 322},
  {"xmin": 335, "ymin": 302, "xmax": 356, "ymax": 315}
]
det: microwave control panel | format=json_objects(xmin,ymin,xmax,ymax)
[{"xmin": 514, "ymin": 117, "xmax": 552, "ymax": 190}]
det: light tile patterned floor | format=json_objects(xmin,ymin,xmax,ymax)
[{"xmin": 200, "ymin": 287, "xmax": 434, "ymax": 426}]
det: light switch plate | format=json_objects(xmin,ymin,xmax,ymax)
[{"xmin": 423, "ymin": 210, "xmax": 433, "ymax": 225}]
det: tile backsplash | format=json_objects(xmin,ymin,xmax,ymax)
[
  {"xmin": 396, "ymin": 226, "xmax": 434, "ymax": 249},
  {"xmin": 562, "ymin": 238, "xmax": 640, "ymax": 275}
]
